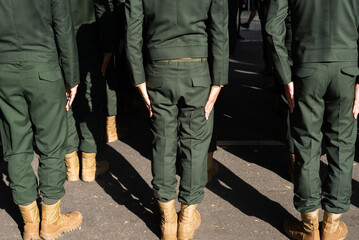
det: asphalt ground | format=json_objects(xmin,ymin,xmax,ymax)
[{"xmin": 1, "ymin": 11, "xmax": 359, "ymax": 240}]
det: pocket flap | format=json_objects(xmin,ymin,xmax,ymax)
[
  {"xmin": 294, "ymin": 68, "xmax": 316, "ymax": 78},
  {"xmin": 192, "ymin": 76, "xmax": 211, "ymax": 87},
  {"xmin": 146, "ymin": 78, "xmax": 163, "ymax": 89},
  {"xmin": 38, "ymin": 71, "xmax": 63, "ymax": 82},
  {"xmin": 341, "ymin": 66, "xmax": 359, "ymax": 77}
]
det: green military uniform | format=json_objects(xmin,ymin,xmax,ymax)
[
  {"xmin": 105, "ymin": 0, "xmax": 122, "ymax": 118},
  {"xmin": 125, "ymin": 0, "xmax": 228, "ymax": 205},
  {"xmin": 266, "ymin": 0, "xmax": 359, "ymax": 214},
  {"xmin": 67, "ymin": 0, "xmax": 115, "ymax": 154},
  {"xmin": 0, "ymin": 0, "xmax": 79, "ymax": 205}
]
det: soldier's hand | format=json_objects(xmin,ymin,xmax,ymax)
[
  {"xmin": 284, "ymin": 82, "xmax": 295, "ymax": 113},
  {"xmin": 66, "ymin": 84, "xmax": 78, "ymax": 112},
  {"xmin": 205, "ymin": 85, "xmax": 222, "ymax": 120},
  {"xmin": 101, "ymin": 53, "xmax": 113, "ymax": 77},
  {"xmin": 353, "ymin": 83, "xmax": 359, "ymax": 119},
  {"xmin": 137, "ymin": 82, "xmax": 152, "ymax": 117}
]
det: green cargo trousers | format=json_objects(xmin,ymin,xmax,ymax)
[
  {"xmin": 105, "ymin": 56, "xmax": 118, "ymax": 117},
  {"xmin": 146, "ymin": 60, "xmax": 213, "ymax": 205},
  {"xmin": 66, "ymin": 50, "xmax": 105, "ymax": 154},
  {"xmin": 292, "ymin": 62, "xmax": 358, "ymax": 213},
  {"xmin": 0, "ymin": 62, "xmax": 67, "ymax": 205}
]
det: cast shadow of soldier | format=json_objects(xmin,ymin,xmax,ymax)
[
  {"xmin": 207, "ymin": 151, "xmax": 294, "ymax": 235},
  {"xmin": 96, "ymin": 143, "xmax": 160, "ymax": 238}
]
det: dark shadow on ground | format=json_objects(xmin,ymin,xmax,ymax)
[
  {"xmin": 0, "ymin": 171, "xmax": 23, "ymax": 234},
  {"xmin": 206, "ymin": 159, "xmax": 294, "ymax": 235},
  {"xmin": 96, "ymin": 144, "xmax": 160, "ymax": 238},
  {"xmin": 223, "ymin": 145, "xmax": 291, "ymax": 182}
]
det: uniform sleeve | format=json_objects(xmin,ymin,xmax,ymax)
[
  {"xmin": 94, "ymin": 0, "xmax": 116, "ymax": 53},
  {"xmin": 285, "ymin": 8, "xmax": 293, "ymax": 67},
  {"xmin": 124, "ymin": 0, "xmax": 145, "ymax": 85},
  {"xmin": 208, "ymin": 0, "xmax": 229, "ymax": 86},
  {"xmin": 265, "ymin": 0, "xmax": 292, "ymax": 85},
  {"xmin": 51, "ymin": 0, "xmax": 79, "ymax": 88}
]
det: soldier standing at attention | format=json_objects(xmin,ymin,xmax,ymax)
[
  {"xmin": 266, "ymin": 1, "xmax": 359, "ymax": 239},
  {"xmin": 125, "ymin": 0, "xmax": 228, "ymax": 239},
  {"xmin": 65, "ymin": 0, "xmax": 115, "ymax": 182},
  {"xmin": 0, "ymin": 0, "xmax": 82, "ymax": 239}
]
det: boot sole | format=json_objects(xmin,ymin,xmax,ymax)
[{"xmin": 40, "ymin": 220, "xmax": 82, "ymax": 240}]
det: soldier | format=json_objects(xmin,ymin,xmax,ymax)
[
  {"xmin": 0, "ymin": 0, "xmax": 82, "ymax": 239},
  {"xmin": 125, "ymin": 0, "xmax": 228, "ymax": 239},
  {"xmin": 65, "ymin": 0, "xmax": 115, "ymax": 182},
  {"xmin": 266, "ymin": 1, "xmax": 359, "ymax": 239},
  {"xmin": 104, "ymin": 0, "xmax": 131, "ymax": 143}
]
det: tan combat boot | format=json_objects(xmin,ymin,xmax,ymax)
[
  {"xmin": 283, "ymin": 209, "xmax": 320, "ymax": 240},
  {"xmin": 64, "ymin": 151, "xmax": 79, "ymax": 182},
  {"xmin": 81, "ymin": 152, "xmax": 109, "ymax": 182},
  {"xmin": 321, "ymin": 211, "xmax": 348, "ymax": 240},
  {"xmin": 177, "ymin": 204, "xmax": 201, "ymax": 240},
  {"xmin": 40, "ymin": 200, "xmax": 82, "ymax": 240},
  {"xmin": 289, "ymin": 153, "xmax": 295, "ymax": 183},
  {"xmin": 158, "ymin": 200, "xmax": 177, "ymax": 240},
  {"xmin": 207, "ymin": 152, "xmax": 219, "ymax": 183},
  {"xmin": 18, "ymin": 201, "xmax": 40, "ymax": 240},
  {"xmin": 106, "ymin": 116, "xmax": 118, "ymax": 143}
]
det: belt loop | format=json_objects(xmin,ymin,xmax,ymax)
[{"xmin": 168, "ymin": 59, "xmax": 172, "ymax": 64}]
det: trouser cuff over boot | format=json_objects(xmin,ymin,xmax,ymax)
[{"xmin": 19, "ymin": 201, "xmax": 40, "ymax": 240}]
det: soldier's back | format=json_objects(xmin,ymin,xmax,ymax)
[
  {"xmin": 289, "ymin": 0, "xmax": 359, "ymax": 63},
  {"xmin": 0, "ymin": 0, "xmax": 59, "ymax": 62}
]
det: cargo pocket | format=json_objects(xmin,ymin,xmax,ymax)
[
  {"xmin": 341, "ymin": 66, "xmax": 359, "ymax": 79},
  {"xmin": 294, "ymin": 67, "xmax": 316, "ymax": 79},
  {"xmin": 38, "ymin": 71, "xmax": 63, "ymax": 82},
  {"xmin": 191, "ymin": 76, "xmax": 211, "ymax": 87}
]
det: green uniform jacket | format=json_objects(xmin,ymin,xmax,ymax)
[
  {"xmin": 70, "ymin": 0, "xmax": 115, "ymax": 54},
  {"xmin": 0, "ymin": 0, "xmax": 79, "ymax": 87},
  {"xmin": 125, "ymin": 0, "xmax": 229, "ymax": 86},
  {"xmin": 265, "ymin": 0, "xmax": 359, "ymax": 85}
]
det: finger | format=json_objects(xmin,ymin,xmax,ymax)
[
  {"xmin": 68, "ymin": 95, "xmax": 75, "ymax": 108},
  {"xmin": 147, "ymin": 104, "xmax": 153, "ymax": 117},
  {"xmin": 353, "ymin": 100, "xmax": 359, "ymax": 119},
  {"xmin": 66, "ymin": 100, "xmax": 70, "ymax": 111},
  {"xmin": 290, "ymin": 98, "xmax": 295, "ymax": 113},
  {"xmin": 205, "ymin": 102, "xmax": 213, "ymax": 120}
]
